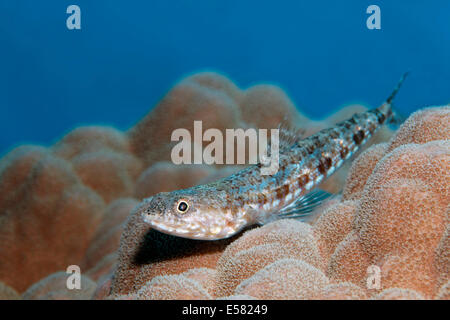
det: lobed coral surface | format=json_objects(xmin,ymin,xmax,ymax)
[{"xmin": 0, "ymin": 72, "xmax": 448, "ymax": 300}]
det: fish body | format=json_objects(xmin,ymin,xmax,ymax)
[{"xmin": 139, "ymin": 75, "xmax": 407, "ymax": 240}]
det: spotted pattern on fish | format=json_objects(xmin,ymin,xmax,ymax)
[{"xmin": 139, "ymin": 74, "xmax": 408, "ymax": 240}]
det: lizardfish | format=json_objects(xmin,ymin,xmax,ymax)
[{"xmin": 138, "ymin": 74, "xmax": 408, "ymax": 240}]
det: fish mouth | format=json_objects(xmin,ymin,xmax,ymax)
[
  {"xmin": 142, "ymin": 213, "xmax": 214, "ymax": 240},
  {"xmin": 141, "ymin": 213, "xmax": 235, "ymax": 240}
]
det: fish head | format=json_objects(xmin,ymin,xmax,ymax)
[{"xmin": 139, "ymin": 188, "xmax": 240, "ymax": 240}]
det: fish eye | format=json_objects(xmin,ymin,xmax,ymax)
[{"xmin": 176, "ymin": 200, "xmax": 189, "ymax": 213}]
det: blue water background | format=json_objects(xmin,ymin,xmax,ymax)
[{"xmin": 1, "ymin": 0, "xmax": 449, "ymax": 156}]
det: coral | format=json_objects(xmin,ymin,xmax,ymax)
[
  {"xmin": 0, "ymin": 145, "xmax": 69, "ymax": 210},
  {"xmin": 357, "ymin": 178, "xmax": 446, "ymax": 262},
  {"xmin": 313, "ymin": 201, "xmax": 357, "ymax": 261},
  {"xmin": 307, "ymin": 195, "xmax": 342, "ymax": 225},
  {"xmin": 95, "ymin": 198, "xmax": 139, "ymax": 236},
  {"xmin": 235, "ymin": 259, "xmax": 329, "ymax": 300},
  {"xmin": 128, "ymin": 74, "xmax": 241, "ymax": 166},
  {"xmin": 436, "ymin": 281, "xmax": 450, "ymax": 300},
  {"xmin": 311, "ymin": 282, "xmax": 368, "ymax": 300},
  {"xmin": 218, "ymin": 220, "xmax": 323, "ymax": 269},
  {"xmin": 91, "ymin": 276, "xmax": 113, "ymax": 300},
  {"xmin": 22, "ymin": 272, "xmax": 97, "ymax": 300},
  {"xmin": 109, "ymin": 293, "xmax": 138, "ymax": 300},
  {"xmin": 53, "ymin": 126, "xmax": 143, "ymax": 204},
  {"xmin": 0, "ymin": 282, "xmax": 21, "ymax": 300},
  {"xmin": 82, "ymin": 198, "xmax": 139, "ymax": 272},
  {"xmin": 215, "ymin": 244, "xmax": 288, "ymax": 298},
  {"xmin": 388, "ymin": 106, "xmax": 450, "ymax": 152},
  {"xmin": 85, "ymin": 253, "xmax": 118, "ymax": 282},
  {"xmin": 84, "ymin": 238, "xmax": 119, "ymax": 283},
  {"xmin": 181, "ymin": 268, "xmax": 217, "ymax": 297},
  {"xmin": 327, "ymin": 231, "xmax": 371, "ymax": 288},
  {"xmin": 240, "ymin": 84, "xmax": 306, "ymax": 130},
  {"xmin": 360, "ymin": 141, "xmax": 449, "ymax": 209},
  {"xmin": 216, "ymin": 295, "xmax": 256, "ymax": 300},
  {"xmin": 135, "ymin": 275, "xmax": 212, "ymax": 300},
  {"xmin": 72, "ymin": 150, "xmax": 143, "ymax": 203},
  {"xmin": 322, "ymin": 111, "xmax": 449, "ymax": 300},
  {"xmin": 342, "ymin": 143, "xmax": 388, "ymax": 200},
  {"xmin": 134, "ymin": 162, "xmax": 213, "ymax": 199},
  {"xmin": 83, "ymin": 198, "xmax": 138, "ymax": 282},
  {"xmin": 0, "ymin": 146, "xmax": 104, "ymax": 292},
  {"xmin": 378, "ymin": 253, "xmax": 438, "ymax": 298},
  {"xmin": 214, "ymin": 220, "xmax": 324, "ymax": 297},
  {"xmin": 434, "ymin": 224, "xmax": 449, "ymax": 288},
  {"xmin": 52, "ymin": 126, "xmax": 132, "ymax": 160},
  {"xmin": 372, "ymin": 288, "xmax": 425, "ymax": 300},
  {"xmin": 188, "ymin": 71, "xmax": 243, "ymax": 105}
]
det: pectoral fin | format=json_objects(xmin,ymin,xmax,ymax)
[{"xmin": 277, "ymin": 189, "xmax": 334, "ymax": 219}]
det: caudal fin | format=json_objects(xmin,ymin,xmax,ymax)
[
  {"xmin": 386, "ymin": 71, "xmax": 409, "ymax": 104},
  {"xmin": 377, "ymin": 72, "xmax": 409, "ymax": 125}
]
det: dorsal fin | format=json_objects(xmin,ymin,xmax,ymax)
[
  {"xmin": 276, "ymin": 116, "xmax": 306, "ymax": 152},
  {"xmin": 260, "ymin": 117, "xmax": 305, "ymax": 167}
]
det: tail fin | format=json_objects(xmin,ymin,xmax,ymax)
[
  {"xmin": 377, "ymin": 72, "xmax": 409, "ymax": 125},
  {"xmin": 386, "ymin": 71, "xmax": 409, "ymax": 104}
]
